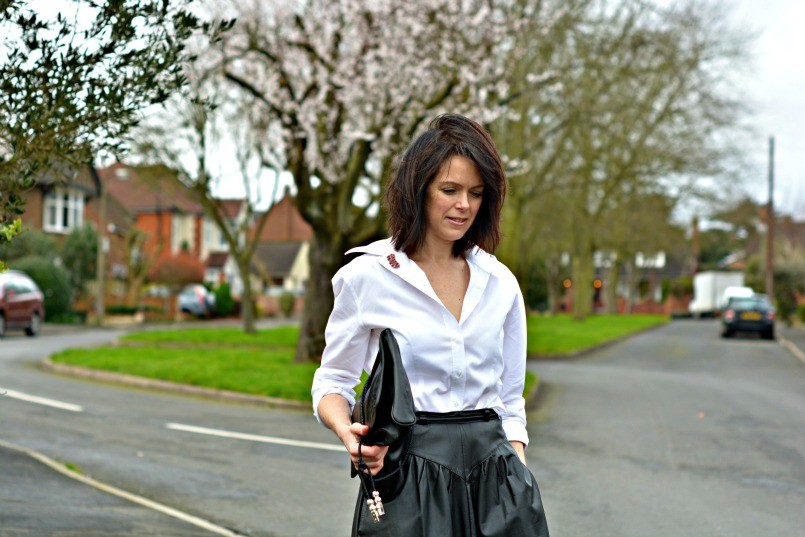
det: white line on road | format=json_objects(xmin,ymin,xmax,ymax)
[
  {"xmin": 166, "ymin": 422, "xmax": 345, "ymax": 452},
  {"xmin": 779, "ymin": 336, "xmax": 805, "ymax": 365},
  {"xmin": 1, "ymin": 388, "xmax": 84, "ymax": 412},
  {"xmin": 0, "ymin": 439, "xmax": 246, "ymax": 537}
]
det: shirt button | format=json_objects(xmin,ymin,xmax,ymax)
[
  {"xmin": 452, "ymin": 401, "xmax": 459, "ymax": 409},
  {"xmin": 456, "ymin": 370, "xmax": 463, "ymax": 377}
]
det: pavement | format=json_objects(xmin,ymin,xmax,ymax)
[
  {"xmin": 778, "ymin": 322, "xmax": 805, "ymax": 364},
  {"xmin": 0, "ymin": 442, "xmax": 231, "ymax": 537}
]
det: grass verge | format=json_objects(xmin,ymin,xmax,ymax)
[
  {"xmin": 526, "ymin": 313, "xmax": 667, "ymax": 356},
  {"xmin": 51, "ymin": 314, "xmax": 666, "ymax": 403}
]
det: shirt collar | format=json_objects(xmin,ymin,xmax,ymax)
[
  {"xmin": 346, "ymin": 238, "xmax": 496, "ymax": 323},
  {"xmin": 345, "ymin": 238, "xmax": 497, "ymax": 273}
]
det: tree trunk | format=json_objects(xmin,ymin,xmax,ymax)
[
  {"xmin": 571, "ymin": 217, "xmax": 594, "ymax": 320},
  {"xmin": 571, "ymin": 249, "xmax": 594, "ymax": 320},
  {"xmin": 546, "ymin": 257, "xmax": 560, "ymax": 315},
  {"xmin": 237, "ymin": 257, "xmax": 256, "ymax": 334},
  {"xmin": 294, "ymin": 232, "xmax": 348, "ymax": 363},
  {"xmin": 605, "ymin": 261, "xmax": 619, "ymax": 314},
  {"xmin": 624, "ymin": 259, "xmax": 635, "ymax": 314}
]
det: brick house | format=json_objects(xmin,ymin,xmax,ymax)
[
  {"xmin": 98, "ymin": 163, "xmax": 205, "ymax": 264},
  {"xmin": 19, "ymin": 164, "xmax": 99, "ymax": 240},
  {"xmin": 250, "ymin": 189, "xmax": 313, "ymax": 293},
  {"xmin": 18, "ymin": 164, "xmax": 132, "ymax": 275}
]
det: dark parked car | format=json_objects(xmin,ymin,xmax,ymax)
[
  {"xmin": 721, "ymin": 295, "xmax": 775, "ymax": 340},
  {"xmin": 178, "ymin": 284, "xmax": 216, "ymax": 318},
  {"xmin": 0, "ymin": 270, "xmax": 45, "ymax": 337}
]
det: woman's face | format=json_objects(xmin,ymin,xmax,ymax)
[{"xmin": 424, "ymin": 155, "xmax": 484, "ymax": 246}]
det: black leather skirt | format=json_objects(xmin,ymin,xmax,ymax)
[{"xmin": 352, "ymin": 409, "xmax": 549, "ymax": 537}]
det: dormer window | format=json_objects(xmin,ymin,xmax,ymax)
[{"xmin": 43, "ymin": 187, "xmax": 84, "ymax": 233}]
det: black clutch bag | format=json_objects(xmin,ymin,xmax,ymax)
[{"xmin": 351, "ymin": 328, "xmax": 415, "ymax": 522}]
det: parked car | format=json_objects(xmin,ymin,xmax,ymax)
[
  {"xmin": 0, "ymin": 270, "xmax": 45, "ymax": 337},
  {"xmin": 178, "ymin": 284, "xmax": 216, "ymax": 318},
  {"xmin": 721, "ymin": 294, "xmax": 775, "ymax": 340}
]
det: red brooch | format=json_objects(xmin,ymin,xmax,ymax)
[{"xmin": 387, "ymin": 254, "xmax": 400, "ymax": 268}]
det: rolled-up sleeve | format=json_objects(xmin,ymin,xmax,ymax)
[
  {"xmin": 311, "ymin": 270, "xmax": 369, "ymax": 424},
  {"xmin": 499, "ymin": 287, "xmax": 530, "ymax": 445}
]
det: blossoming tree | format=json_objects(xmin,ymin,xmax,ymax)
[{"xmin": 216, "ymin": 0, "xmax": 576, "ymax": 362}]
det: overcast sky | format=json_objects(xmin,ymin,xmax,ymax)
[{"xmin": 731, "ymin": 0, "xmax": 805, "ymax": 218}]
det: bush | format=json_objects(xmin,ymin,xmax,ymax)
[
  {"xmin": 279, "ymin": 292, "xmax": 296, "ymax": 318},
  {"xmin": 12, "ymin": 255, "xmax": 73, "ymax": 320},
  {"xmin": 669, "ymin": 276, "xmax": 693, "ymax": 298},
  {"xmin": 797, "ymin": 304, "xmax": 805, "ymax": 324},
  {"xmin": 214, "ymin": 282, "xmax": 236, "ymax": 317},
  {"xmin": 774, "ymin": 269, "xmax": 802, "ymax": 326},
  {"xmin": 106, "ymin": 305, "xmax": 139, "ymax": 315},
  {"xmin": 61, "ymin": 224, "xmax": 98, "ymax": 294},
  {"xmin": 0, "ymin": 229, "xmax": 56, "ymax": 262},
  {"xmin": 148, "ymin": 252, "xmax": 205, "ymax": 288}
]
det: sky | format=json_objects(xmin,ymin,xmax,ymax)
[{"xmin": 730, "ymin": 0, "xmax": 805, "ymax": 218}]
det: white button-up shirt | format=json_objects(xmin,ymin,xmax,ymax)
[{"xmin": 311, "ymin": 238, "xmax": 529, "ymax": 445}]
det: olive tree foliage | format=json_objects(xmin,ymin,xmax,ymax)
[
  {"xmin": 495, "ymin": 0, "xmax": 750, "ymax": 319},
  {"xmin": 183, "ymin": 0, "xmax": 580, "ymax": 362},
  {"xmin": 0, "ymin": 0, "xmax": 210, "ymax": 270}
]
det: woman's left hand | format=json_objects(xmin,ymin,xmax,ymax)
[
  {"xmin": 347, "ymin": 423, "xmax": 390, "ymax": 475},
  {"xmin": 510, "ymin": 441, "xmax": 526, "ymax": 464}
]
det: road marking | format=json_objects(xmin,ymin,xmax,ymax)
[
  {"xmin": 0, "ymin": 439, "xmax": 247, "ymax": 537},
  {"xmin": 1, "ymin": 388, "xmax": 84, "ymax": 412},
  {"xmin": 166, "ymin": 422, "xmax": 345, "ymax": 452},
  {"xmin": 779, "ymin": 336, "xmax": 805, "ymax": 365}
]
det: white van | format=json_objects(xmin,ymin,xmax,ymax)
[{"xmin": 719, "ymin": 286, "xmax": 755, "ymax": 310}]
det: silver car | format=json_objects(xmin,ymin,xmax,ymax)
[{"xmin": 178, "ymin": 284, "xmax": 216, "ymax": 318}]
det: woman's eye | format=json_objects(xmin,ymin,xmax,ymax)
[
  {"xmin": 471, "ymin": 191, "xmax": 483, "ymax": 198},
  {"xmin": 443, "ymin": 189, "xmax": 456, "ymax": 194}
]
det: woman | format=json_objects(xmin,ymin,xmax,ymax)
[{"xmin": 312, "ymin": 114, "xmax": 549, "ymax": 536}]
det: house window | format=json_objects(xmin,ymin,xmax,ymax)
[{"xmin": 43, "ymin": 187, "xmax": 84, "ymax": 233}]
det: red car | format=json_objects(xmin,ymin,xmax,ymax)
[{"xmin": 0, "ymin": 270, "xmax": 45, "ymax": 337}]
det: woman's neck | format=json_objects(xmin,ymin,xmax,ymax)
[{"xmin": 410, "ymin": 236, "xmax": 459, "ymax": 266}]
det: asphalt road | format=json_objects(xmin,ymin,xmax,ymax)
[
  {"xmin": 1, "ymin": 320, "xmax": 803, "ymax": 536},
  {"xmin": 528, "ymin": 319, "xmax": 805, "ymax": 537}
]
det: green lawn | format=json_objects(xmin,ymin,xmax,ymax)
[
  {"xmin": 526, "ymin": 313, "xmax": 667, "ymax": 356},
  {"xmin": 52, "ymin": 346, "xmax": 317, "ymax": 402},
  {"xmin": 52, "ymin": 314, "xmax": 665, "ymax": 403},
  {"xmin": 120, "ymin": 325, "xmax": 300, "ymax": 347}
]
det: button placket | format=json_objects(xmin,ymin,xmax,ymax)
[{"xmin": 450, "ymin": 330, "xmax": 466, "ymax": 411}]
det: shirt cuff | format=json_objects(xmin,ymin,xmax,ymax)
[
  {"xmin": 501, "ymin": 417, "xmax": 530, "ymax": 446},
  {"xmin": 312, "ymin": 387, "xmax": 356, "ymax": 425}
]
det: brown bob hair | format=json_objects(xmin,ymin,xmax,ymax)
[{"xmin": 384, "ymin": 113, "xmax": 507, "ymax": 257}]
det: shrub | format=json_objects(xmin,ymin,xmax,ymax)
[
  {"xmin": 106, "ymin": 305, "xmax": 139, "ymax": 315},
  {"xmin": 148, "ymin": 252, "xmax": 205, "ymax": 289},
  {"xmin": 797, "ymin": 304, "xmax": 805, "ymax": 324},
  {"xmin": 669, "ymin": 276, "xmax": 693, "ymax": 298},
  {"xmin": 279, "ymin": 292, "xmax": 296, "ymax": 318},
  {"xmin": 214, "ymin": 282, "xmax": 236, "ymax": 317},
  {"xmin": 61, "ymin": 224, "xmax": 98, "ymax": 294},
  {"xmin": 774, "ymin": 269, "xmax": 802, "ymax": 326},
  {"xmin": 12, "ymin": 255, "xmax": 73, "ymax": 320}
]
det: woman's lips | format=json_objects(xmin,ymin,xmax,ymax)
[{"xmin": 447, "ymin": 217, "xmax": 468, "ymax": 225}]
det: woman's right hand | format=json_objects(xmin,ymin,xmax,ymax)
[{"xmin": 339, "ymin": 422, "xmax": 389, "ymax": 476}]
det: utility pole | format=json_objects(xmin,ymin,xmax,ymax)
[
  {"xmin": 765, "ymin": 136, "xmax": 774, "ymax": 300},
  {"xmin": 92, "ymin": 164, "xmax": 107, "ymax": 325}
]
